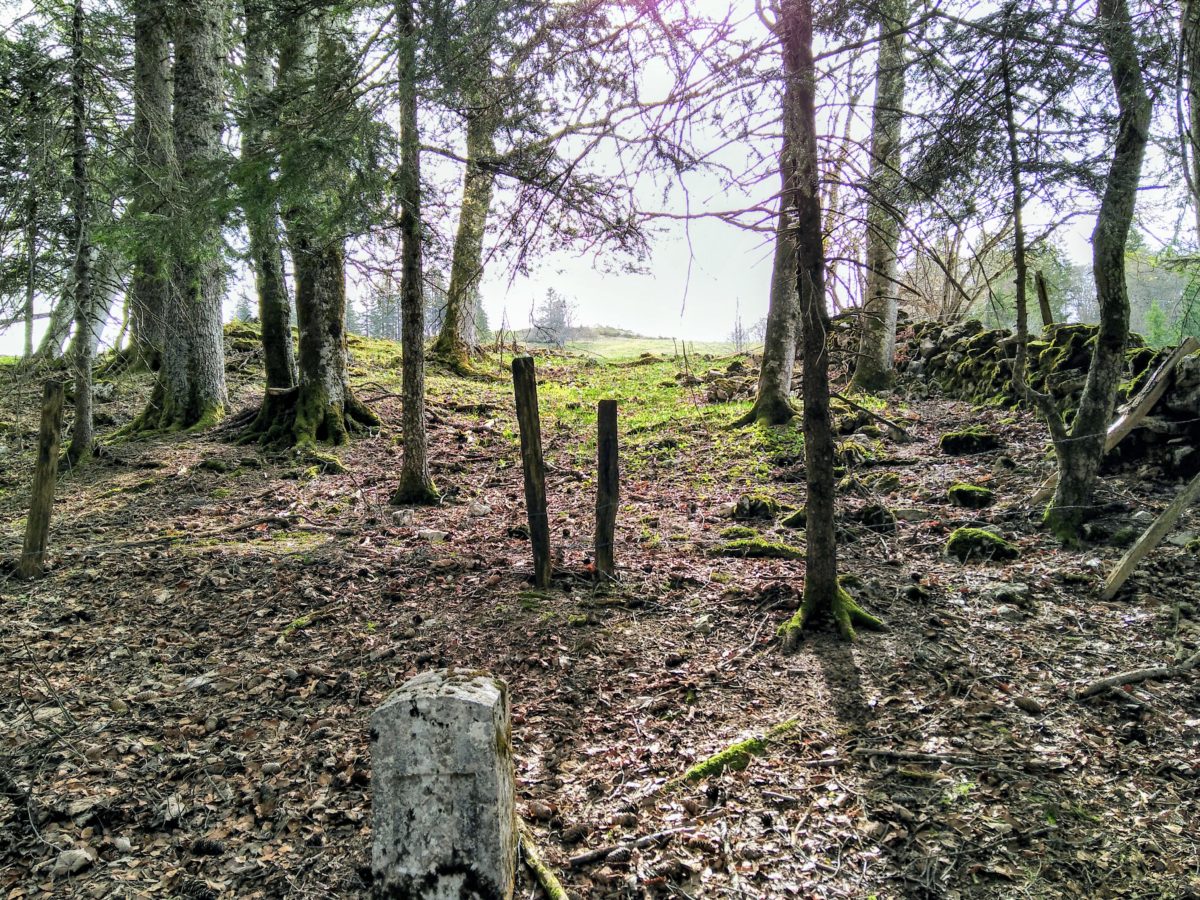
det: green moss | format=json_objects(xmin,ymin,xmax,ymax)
[
  {"xmin": 939, "ymin": 426, "xmax": 1001, "ymax": 455},
  {"xmin": 777, "ymin": 579, "xmax": 886, "ymax": 644},
  {"xmin": 945, "ymin": 527, "xmax": 1019, "ymax": 562},
  {"xmin": 714, "ymin": 538, "xmax": 804, "ymax": 560},
  {"xmin": 720, "ymin": 525, "xmax": 759, "ymax": 539},
  {"xmin": 780, "ymin": 508, "xmax": 807, "ymax": 528},
  {"xmin": 198, "ymin": 457, "xmax": 234, "ymax": 473},
  {"xmin": 864, "ymin": 471, "xmax": 901, "ymax": 493},
  {"xmin": 948, "ymin": 483, "xmax": 996, "ymax": 509},
  {"xmin": 678, "ymin": 719, "xmax": 799, "ymax": 784},
  {"xmin": 1109, "ymin": 525, "xmax": 1141, "ymax": 548}
]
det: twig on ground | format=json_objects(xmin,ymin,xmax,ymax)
[{"xmin": 1076, "ymin": 650, "xmax": 1200, "ymax": 699}]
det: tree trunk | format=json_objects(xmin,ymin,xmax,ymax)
[
  {"xmin": 1045, "ymin": 0, "xmax": 1151, "ymax": 542},
  {"xmin": 391, "ymin": 0, "xmax": 438, "ymax": 505},
  {"xmin": 736, "ymin": 121, "xmax": 798, "ymax": 427},
  {"xmin": 66, "ymin": 0, "xmax": 94, "ymax": 465},
  {"xmin": 134, "ymin": 0, "xmax": 228, "ymax": 432},
  {"xmin": 129, "ymin": 0, "xmax": 173, "ymax": 369},
  {"xmin": 850, "ymin": 0, "xmax": 907, "ymax": 392},
  {"xmin": 432, "ymin": 106, "xmax": 497, "ymax": 373},
  {"xmin": 1184, "ymin": 0, "xmax": 1200, "ymax": 241},
  {"xmin": 241, "ymin": 0, "xmax": 295, "ymax": 392},
  {"xmin": 242, "ymin": 9, "xmax": 376, "ymax": 453},
  {"xmin": 777, "ymin": 0, "xmax": 882, "ymax": 646},
  {"xmin": 33, "ymin": 286, "xmax": 74, "ymax": 361}
]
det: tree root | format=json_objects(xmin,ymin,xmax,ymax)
[
  {"xmin": 732, "ymin": 392, "xmax": 797, "ymax": 428},
  {"xmin": 778, "ymin": 582, "xmax": 885, "ymax": 648},
  {"xmin": 519, "ymin": 824, "xmax": 569, "ymax": 900},
  {"xmin": 1076, "ymin": 649, "xmax": 1200, "ymax": 699},
  {"xmin": 674, "ymin": 719, "xmax": 799, "ymax": 785},
  {"xmin": 238, "ymin": 386, "xmax": 378, "ymax": 461}
]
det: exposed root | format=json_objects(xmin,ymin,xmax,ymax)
[
  {"xmin": 675, "ymin": 719, "xmax": 799, "ymax": 785},
  {"xmin": 238, "ymin": 385, "xmax": 378, "ymax": 455},
  {"xmin": 778, "ymin": 582, "xmax": 885, "ymax": 649},
  {"xmin": 519, "ymin": 824, "xmax": 569, "ymax": 900},
  {"xmin": 732, "ymin": 392, "xmax": 797, "ymax": 428}
]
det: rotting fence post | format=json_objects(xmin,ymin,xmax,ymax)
[
  {"xmin": 511, "ymin": 356, "xmax": 551, "ymax": 588},
  {"xmin": 19, "ymin": 380, "xmax": 65, "ymax": 579},
  {"xmin": 595, "ymin": 400, "xmax": 619, "ymax": 581}
]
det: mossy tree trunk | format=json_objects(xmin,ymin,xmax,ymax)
[
  {"xmin": 432, "ymin": 105, "xmax": 497, "ymax": 374},
  {"xmin": 736, "ymin": 122, "xmax": 798, "ymax": 428},
  {"xmin": 1185, "ymin": 0, "xmax": 1200, "ymax": 242},
  {"xmin": 777, "ymin": 0, "xmax": 882, "ymax": 645},
  {"xmin": 129, "ymin": 0, "xmax": 173, "ymax": 371},
  {"xmin": 133, "ymin": 0, "xmax": 228, "ymax": 432},
  {"xmin": 849, "ymin": 0, "xmax": 907, "ymax": 393},
  {"xmin": 66, "ymin": 0, "xmax": 95, "ymax": 465},
  {"xmin": 240, "ymin": 0, "xmax": 295, "ymax": 394},
  {"xmin": 392, "ymin": 0, "xmax": 438, "ymax": 505},
  {"xmin": 242, "ymin": 7, "xmax": 376, "ymax": 453},
  {"xmin": 1045, "ymin": 0, "xmax": 1150, "ymax": 542}
]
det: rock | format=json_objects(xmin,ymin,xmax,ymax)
[
  {"xmin": 715, "ymin": 502, "xmax": 737, "ymax": 518},
  {"xmin": 1166, "ymin": 531, "xmax": 1197, "ymax": 548},
  {"xmin": 994, "ymin": 604, "xmax": 1023, "ymax": 621},
  {"xmin": 939, "ymin": 427, "xmax": 1001, "ymax": 455},
  {"xmin": 262, "ymin": 762, "xmax": 282, "ymax": 776},
  {"xmin": 984, "ymin": 582, "xmax": 1033, "ymax": 608},
  {"xmin": 111, "ymin": 837, "xmax": 132, "ymax": 853},
  {"xmin": 468, "ymin": 501, "xmax": 492, "ymax": 517},
  {"xmin": 392, "ymin": 509, "xmax": 416, "ymax": 526},
  {"xmin": 416, "ymin": 529, "xmax": 449, "ymax": 543},
  {"xmin": 1132, "ymin": 510, "xmax": 1154, "ymax": 525},
  {"xmin": 693, "ymin": 615, "xmax": 713, "ymax": 636},
  {"xmin": 371, "ymin": 669, "xmax": 515, "ymax": 900},
  {"xmin": 948, "ymin": 483, "xmax": 995, "ymax": 509},
  {"xmin": 52, "ymin": 847, "xmax": 96, "ymax": 877},
  {"xmin": 93, "ymin": 381, "xmax": 116, "ymax": 403},
  {"xmin": 944, "ymin": 527, "xmax": 1019, "ymax": 563},
  {"xmin": 733, "ymin": 494, "xmax": 779, "ymax": 520},
  {"xmin": 893, "ymin": 507, "xmax": 926, "ymax": 522}
]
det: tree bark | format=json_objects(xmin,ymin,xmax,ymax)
[
  {"xmin": 243, "ymin": 8, "xmax": 376, "ymax": 453},
  {"xmin": 736, "ymin": 122, "xmax": 798, "ymax": 427},
  {"xmin": 66, "ymin": 0, "xmax": 95, "ymax": 465},
  {"xmin": 1045, "ymin": 0, "xmax": 1151, "ymax": 542},
  {"xmin": 129, "ymin": 0, "xmax": 173, "ymax": 369},
  {"xmin": 134, "ymin": 0, "xmax": 228, "ymax": 432},
  {"xmin": 776, "ymin": 0, "xmax": 883, "ymax": 645},
  {"xmin": 241, "ymin": 0, "xmax": 296, "ymax": 393},
  {"xmin": 432, "ymin": 105, "xmax": 497, "ymax": 373},
  {"xmin": 391, "ymin": 0, "xmax": 438, "ymax": 504},
  {"xmin": 1184, "ymin": 0, "xmax": 1200, "ymax": 241},
  {"xmin": 850, "ymin": 0, "xmax": 907, "ymax": 392}
]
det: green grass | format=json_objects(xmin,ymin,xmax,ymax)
[{"xmin": 562, "ymin": 337, "xmax": 736, "ymax": 360}]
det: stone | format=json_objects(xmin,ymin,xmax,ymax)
[
  {"xmin": 392, "ymin": 509, "xmax": 416, "ymax": 526},
  {"xmin": 1132, "ymin": 510, "xmax": 1154, "ymax": 525},
  {"xmin": 417, "ymin": 529, "xmax": 449, "ymax": 543},
  {"xmin": 371, "ymin": 669, "xmax": 515, "ymax": 900},
  {"xmin": 468, "ymin": 501, "xmax": 492, "ymax": 517}
]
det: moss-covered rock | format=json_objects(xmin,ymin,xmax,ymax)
[
  {"xmin": 720, "ymin": 525, "xmax": 759, "ymax": 540},
  {"xmin": 714, "ymin": 538, "xmax": 804, "ymax": 560},
  {"xmin": 851, "ymin": 503, "xmax": 897, "ymax": 533},
  {"xmin": 780, "ymin": 508, "xmax": 806, "ymax": 528},
  {"xmin": 945, "ymin": 527, "xmax": 1019, "ymax": 562},
  {"xmin": 939, "ymin": 426, "xmax": 1001, "ymax": 455},
  {"xmin": 733, "ymin": 494, "xmax": 780, "ymax": 520},
  {"xmin": 864, "ymin": 471, "xmax": 902, "ymax": 493},
  {"xmin": 948, "ymin": 483, "xmax": 995, "ymax": 509}
]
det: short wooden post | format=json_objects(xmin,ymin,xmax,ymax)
[
  {"xmin": 595, "ymin": 400, "xmax": 619, "ymax": 581},
  {"xmin": 512, "ymin": 356, "xmax": 551, "ymax": 587},
  {"xmin": 1034, "ymin": 270, "xmax": 1055, "ymax": 327},
  {"xmin": 19, "ymin": 381, "xmax": 66, "ymax": 579}
]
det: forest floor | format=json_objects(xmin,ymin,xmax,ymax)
[{"xmin": 1, "ymin": 332, "xmax": 1199, "ymax": 900}]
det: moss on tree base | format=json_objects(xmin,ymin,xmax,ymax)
[
  {"xmin": 238, "ymin": 385, "xmax": 379, "ymax": 457},
  {"xmin": 390, "ymin": 474, "xmax": 440, "ymax": 506},
  {"xmin": 778, "ymin": 580, "xmax": 886, "ymax": 647},
  {"xmin": 732, "ymin": 392, "xmax": 797, "ymax": 427}
]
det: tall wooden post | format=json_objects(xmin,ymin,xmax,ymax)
[
  {"xmin": 512, "ymin": 356, "xmax": 551, "ymax": 587},
  {"xmin": 595, "ymin": 400, "xmax": 619, "ymax": 581},
  {"xmin": 1034, "ymin": 270, "xmax": 1055, "ymax": 328},
  {"xmin": 19, "ymin": 380, "xmax": 66, "ymax": 579}
]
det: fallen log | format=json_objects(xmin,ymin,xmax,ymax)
[{"xmin": 1101, "ymin": 469, "xmax": 1200, "ymax": 600}]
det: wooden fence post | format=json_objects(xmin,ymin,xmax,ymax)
[
  {"xmin": 512, "ymin": 356, "xmax": 551, "ymax": 588},
  {"xmin": 19, "ymin": 380, "xmax": 66, "ymax": 579},
  {"xmin": 595, "ymin": 400, "xmax": 619, "ymax": 581}
]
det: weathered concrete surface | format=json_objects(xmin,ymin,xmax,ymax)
[{"xmin": 370, "ymin": 669, "xmax": 515, "ymax": 900}]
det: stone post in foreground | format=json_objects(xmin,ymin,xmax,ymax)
[{"xmin": 371, "ymin": 669, "xmax": 516, "ymax": 899}]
